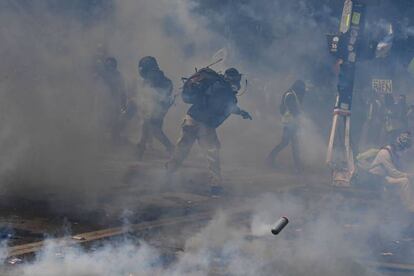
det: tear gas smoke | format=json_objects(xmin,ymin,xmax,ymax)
[
  {"xmin": 1, "ymin": 0, "xmax": 412, "ymax": 203},
  {"xmin": 1, "ymin": 0, "xmax": 414, "ymax": 275},
  {"xmin": 2, "ymin": 194, "xmax": 401, "ymax": 276},
  {"xmin": 0, "ymin": 0, "xmax": 338, "ymax": 210}
]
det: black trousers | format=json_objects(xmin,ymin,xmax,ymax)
[
  {"xmin": 137, "ymin": 117, "xmax": 173, "ymax": 159},
  {"xmin": 268, "ymin": 126, "xmax": 302, "ymax": 171}
]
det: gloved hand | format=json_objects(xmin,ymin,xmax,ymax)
[{"xmin": 240, "ymin": 110, "xmax": 252, "ymax": 120}]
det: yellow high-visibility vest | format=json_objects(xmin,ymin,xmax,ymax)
[{"xmin": 281, "ymin": 90, "xmax": 301, "ymax": 125}]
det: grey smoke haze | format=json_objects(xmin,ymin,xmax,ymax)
[
  {"xmin": 5, "ymin": 0, "xmax": 411, "ymax": 203},
  {"xmin": 0, "ymin": 0, "xmax": 340, "ymax": 206},
  {"xmin": 1, "ymin": 1, "xmax": 413, "ymax": 275},
  {"xmin": 0, "ymin": 0, "xmax": 214, "ymax": 207},
  {"xmin": 2, "ymin": 194, "xmax": 403, "ymax": 275}
]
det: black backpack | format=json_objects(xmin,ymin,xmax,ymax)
[{"xmin": 182, "ymin": 68, "xmax": 223, "ymax": 104}]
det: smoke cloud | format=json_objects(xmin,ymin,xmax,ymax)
[
  {"xmin": 3, "ymin": 193, "xmax": 404, "ymax": 276},
  {"xmin": 0, "ymin": 0, "xmax": 338, "ymax": 209},
  {"xmin": 1, "ymin": 0, "xmax": 414, "ymax": 275}
]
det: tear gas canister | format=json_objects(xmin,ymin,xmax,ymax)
[{"xmin": 271, "ymin": 217, "xmax": 289, "ymax": 235}]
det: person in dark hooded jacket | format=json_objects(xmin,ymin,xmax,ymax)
[
  {"xmin": 136, "ymin": 56, "xmax": 174, "ymax": 159},
  {"xmin": 99, "ymin": 57, "xmax": 128, "ymax": 144},
  {"xmin": 166, "ymin": 68, "xmax": 252, "ymax": 196}
]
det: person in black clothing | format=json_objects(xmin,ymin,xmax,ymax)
[
  {"xmin": 267, "ymin": 80, "xmax": 306, "ymax": 172},
  {"xmin": 384, "ymin": 93, "xmax": 404, "ymax": 144},
  {"xmin": 136, "ymin": 56, "xmax": 174, "ymax": 159},
  {"xmin": 397, "ymin": 94, "xmax": 408, "ymax": 130},
  {"xmin": 99, "ymin": 57, "xmax": 128, "ymax": 144},
  {"xmin": 360, "ymin": 90, "xmax": 385, "ymax": 149},
  {"xmin": 166, "ymin": 68, "xmax": 252, "ymax": 196}
]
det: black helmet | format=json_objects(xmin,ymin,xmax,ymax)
[
  {"xmin": 224, "ymin": 68, "xmax": 242, "ymax": 91},
  {"xmin": 291, "ymin": 80, "xmax": 306, "ymax": 94},
  {"xmin": 224, "ymin": 68, "xmax": 242, "ymax": 82},
  {"xmin": 104, "ymin": 57, "xmax": 117, "ymax": 70},
  {"xmin": 138, "ymin": 56, "xmax": 159, "ymax": 76},
  {"xmin": 396, "ymin": 131, "xmax": 412, "ymax": 151}
]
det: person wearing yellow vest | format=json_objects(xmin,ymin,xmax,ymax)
[
  {"xmin": 267, "ymin": 80, "xmax": 306, "ymax": 173},
  {"xmin": 369, "ymin": 132, "xmax": 414, "ymax": 212}
]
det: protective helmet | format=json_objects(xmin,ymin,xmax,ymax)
[
  {"xmin": 224, "ymin": 68, "xmax": 242, "ymax": 81},
  {"xmin": 396, "ymin": 131, "xmax": 412, "ymax": 150},
  {"xmin": 104, "ymin": 57, "xmax": 117, "ymax": 70},
  {"xmin": 291, "ymin": 80, "xmax": 306, "ymax": 94},
  {"xmin": 224, "ymin": 68, "xmax": 242, "ymax": 91},
  {"xmin": 138, "ymin": 56, "xmax": 159, "ymax": 75}
]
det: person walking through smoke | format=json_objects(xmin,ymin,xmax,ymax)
[
  {"xmin": 166, "ymin": 67, "xmax": 252, "ymax": 197},
  {"xmin": 267, "ymin": 80, "xmax": 306, "ymax": 173},
  {"xmin": 136, "ymin": 56, "xmax": 174, "ymax": 160},
  {"xmin": 98, "ymin": 57, "xmax": 128, "ymax": 144}
]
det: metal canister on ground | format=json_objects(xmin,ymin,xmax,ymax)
[{"xmin": 271, "ymin": 216, "xmax": 289, "ymax": 235}]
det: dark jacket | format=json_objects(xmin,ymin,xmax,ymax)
[
  {"xmin": 282, "ymin": 90, "xmax": 302, "ymax": 116},
  {"xmin": 144, "ymin": 70, "xmax": 173, "ymax": 109},
  {"xmin": 101, "ymin": 69, "xmax": 127, "ymax": 110},
  {"xmin": 144, "ymin": 70, "xmax": 173, "ymax": 118},
  {"xmin": 187, "ymin": 79, "xmax": 239, "ymax": 128}
]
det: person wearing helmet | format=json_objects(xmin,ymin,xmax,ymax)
[
  {"xmin": 266, "ymin": 80, "xmax": 306, "ymax": 173},
  {"xmin": 98, "ymin": 57, "xmax": 128, "ymax": 144},
  {"xmin": 223, "ymin": 68, "xmax": 242, "ymax": 92},
  {"xmin": 369, "ymin": 131, "xmax": 414, "ymax": 212},
  {"xmin": 136, "ymin": 56, "xmax": 174, "ymax": 160},
  {"xmin": 166, "ymin": 67, "xmax": 252, "ymax": 197}
]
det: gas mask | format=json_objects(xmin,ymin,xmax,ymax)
[{"xmin": 231, "ymin": 81, "xmax": 241, "ymax": 92}]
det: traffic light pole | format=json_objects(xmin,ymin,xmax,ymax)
[{"xmin": 326, "ymin": 0, "xmax": 366, "ymax": 186}]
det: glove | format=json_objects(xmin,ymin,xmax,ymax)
[
  {"xmin": 120, "ymin": 106, "xmax": 127, "ymax": 114},
  {"xmin": 240, "ymin": 110, "xmax": 252, "ymax": 120}
]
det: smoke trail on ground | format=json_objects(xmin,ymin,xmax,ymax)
[{"xmin": 2, "ymin": 194, "xmax": 398, "ymax": 276}]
